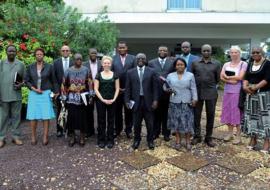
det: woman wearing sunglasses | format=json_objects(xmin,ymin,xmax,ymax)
[
  {"xmin": 62, "ymin": 53, "xmax": 93, "ymax": 147},
  {"xmin": 242, "ymin": 47, "xmax": 270, "ymax": 153}
]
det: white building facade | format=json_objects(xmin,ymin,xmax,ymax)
[{"xmin": 64, "ymin": 0, "xmax": 270, "ymax": 58}]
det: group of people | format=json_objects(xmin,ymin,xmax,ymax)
[{"xmin": 0, "ymin": 41, "xmax": 269, "ymax": 154}]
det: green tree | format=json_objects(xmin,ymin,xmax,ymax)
[
  {"xmin": 0, "ymin": 1, "xmax": 118, "ymax": 59},
  {"xmin": 0, "ymin": 1, "xmax": 118, "ymax": 105}
]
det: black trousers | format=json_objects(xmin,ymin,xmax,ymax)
[
  {"xmin": 85, "ymin": 98, "xmax": 96, "ymax": 136},
  {"xmin": 133, "ymin": 97, "xmax": 154, "ymax": 143},
  {"xmin": 153, "ymin": 95, "xmax": 170, "ymax": 138},
  {"xmin": 194, "ymin": 98, "xmax": 217, "ymax": 141},
  {"xmin": 114, "ymin": 93, "xmax": 133, "ymax": 135},
  {"xmin": 96, "ymin": 100, "xmax": 115, "ymax": 143}
]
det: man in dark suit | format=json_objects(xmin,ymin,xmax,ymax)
[
  {"xmin": 178, "ymin": 41, "xmax": 199, "ymax": 72},
  {"xmin": 112, "ymin": 41, "xmax": 136, "ymax": 138},
  {"xmin": 53, "ymin": 45, "xmax": 74, "ymax": 137},
  {"xmin": 148, "ymin": 46, "xmax": 174, "ymax": 141},
  {"xmin": 125, "ymin": 53, "xmax": 158, "ymax": 150},
  {"xmin": 83, "ymin": 48, "xmax": 102, "ymax": 138}
]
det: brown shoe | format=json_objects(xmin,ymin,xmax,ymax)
[
  {"xmin": 12, "ymin": 139, "xmax": 23, "ymax": 146},
  {"xmin": 0, "ymin": 140, "xmax": 5, "ymax": 148}
]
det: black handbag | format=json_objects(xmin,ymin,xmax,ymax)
[
  {"xmin": 238, "ymin": 62, "xmax": 245, "ymax": 111},
  {"xmin": 238, "ymin": 86, "xmax": 246, "ymax": 111}
]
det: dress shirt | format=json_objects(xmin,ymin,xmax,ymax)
[
  {"xmin": 62, "ymin": 57, "xmax": 70, "ymax": 73},
  {"xmin": 120, "ymin": 55, "xmax": 126, "ymax": 66},
  {"xmin": 158, "ymin": 57, "xmax": 166, "ymax": 68},
  {"xmin": 191, "ymin": 58, "xmax": 221, "ymax": 100},
  {"xmin": 89, "ymin": 59, "xmax": 98, "ymax": 80},
  {"xmin": 181, "ymin": 53, "xmax": 190, "ymax": 65}
]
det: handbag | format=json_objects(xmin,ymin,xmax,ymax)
[{"xmin": 238, "ymin": 62, "xmax": 246, "ymax": 110}]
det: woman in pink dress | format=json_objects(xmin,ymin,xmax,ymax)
[{"xmin": 220, "ymin": 46, "xmax": 248, "ymax": 144}]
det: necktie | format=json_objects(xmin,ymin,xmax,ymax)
[
  {"xmin": 139, "ymin": 68, "xmax": 143, "ymax": 95},
  {"xmin": 160, "ymin": 59, "xmax": 165, "ymax": 69}
]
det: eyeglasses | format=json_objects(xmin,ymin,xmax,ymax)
[
  {"xmin": 62, "ymin": 50, "xmax": 69, "ymax": 52},
  {"xmin": 252, "ymin": 51, "xmax": 261, "ymax": 55},
  {"xmin": 202, "ymin": 50, "xmax": 211, "ymax": 52},
  {"xmin": 181, "ymin": 46, "xmax": 190, "ymax": 49},
  {"xmin": 75, "ymin": 58, "xmax": 82, "ymax": 60}
]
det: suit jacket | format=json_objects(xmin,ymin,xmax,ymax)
[
  {"xmin": 112, "ymin": 54, "xmax": 136, "ymax": 89},
  {"xmin": 24, "ymin": 62, "xmax": 59, "ymax": 93},
  {"xmin": 125, "ymin": 66, "xmax": 158, "ymax": 112},
  {"xmin": 53, "ymin": 57, "xmax": 74, "ymax": 88},
  {"xmin": 83, "ymin": 59, "xmax": 102, "ymax": 79},
  {"xmin": 177, "ymin": 54, "xmax": 199, "ymax": 72},
  {"xmin": 148, "ymin": 57, "xmax": 174, "ymax": 98}
]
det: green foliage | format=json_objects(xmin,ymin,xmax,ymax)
[
  {"xmin": 0, "ymin": 1, "xmax": 118, "ymax": 104},
  {"xmin": 21, "ymin": 87, "xmax": 29, "ymax": 105},
  {"xmin": 0, "ymin": 2, "xmax": 118, "ymax": 58}
]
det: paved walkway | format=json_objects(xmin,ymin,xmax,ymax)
[{"xmin": 0, "ymin": 94, "xmax": 270, "ymax": 189}]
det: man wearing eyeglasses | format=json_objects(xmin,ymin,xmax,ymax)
[
  {"xmin": 179, "ymin": 41, "xmax": 199, "ymax": 72},
  {"xmin": 53, "ymin": 45, "xmax": 74, "ymax": 137},
  {"xmin": 191, "ymin": 44, "xmax": 221, "ymax": 147}
]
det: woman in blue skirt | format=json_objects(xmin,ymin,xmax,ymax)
[
  {"xmin": 24, "ymin": 48, "xmax": 59, "ymax": 145},
  {"xmin": 164, "ymin": 57, "xmax": 198, "ymax": 151}
]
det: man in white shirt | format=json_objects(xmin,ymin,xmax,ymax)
[
  {"xmin": 83, "ymin": 48, "xmax": 102, "ymax": 138},
  {"xmin": 53, "ymin": 45, "xmax": 73, "ymax": 137}
]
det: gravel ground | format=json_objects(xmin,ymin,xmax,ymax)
[{"xmin": 1, "ymin": 93, "xmax": 270, "ymax": 189}]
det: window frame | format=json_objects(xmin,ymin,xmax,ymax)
[{"xmin": 167, "ymin": 0, "xmax": 202, "ymax": 11}]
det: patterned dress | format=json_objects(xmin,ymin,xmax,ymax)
[
  {"xmin": 62, "ymin": 66, "xmax": 91, "ymax": 133},
  {"xmin": 241, "ymin": 59, "xmax": 270, "ymax": 138}
]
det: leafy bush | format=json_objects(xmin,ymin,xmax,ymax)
[{"xmin": 0, "ymin": 1, "xmax": 118, "ymax": 104}]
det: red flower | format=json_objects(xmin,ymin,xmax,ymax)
[
  {"xmin": 20, "ymin": 43, "xmax": 27, "ymax": 51},
  {"xmin": 22, "ymin": 33, "xmax": 29, "ymax": 40},
  {"xmin": 31, "ymin": 38, "xmax": 37, "ymax": 43}
]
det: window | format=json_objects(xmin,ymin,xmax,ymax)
[{"xmin": 168, "ymin": 0, "xmax": 201, "ymax": 10}]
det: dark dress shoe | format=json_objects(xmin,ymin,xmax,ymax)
[
  {"xmin": 191, "ymin": 137, "xmax": 202, "ymax": 145},
  {"xmin": 153, "ymin": 135, "xmax": 159, "ymax": 140},
  {"xmin": 98, "ymin": 142, "xmax": 105, "ymax": 148},
  {"xmin": 79, "ymin": 139, "xmax": 85, "ymax": 147},
  {"xmin": 56, "ymin": 131, "xmax": 63, "ymax": 138},
  {"xmin": 79, "ymin": 133, "xmax": 85, "ymax": 147},
  {"xmin": 107, "ymin": 142, "xmax": 114, "ymax": 149},
  {"xmin": 205, "ymin": 140, "xmax": 216, "ymax": 147},
  {"xmin": 148, "ymin": 142, "xmax": 155, "ymax": 150},
  {"xmin": 164, "ymin": 136, "xmax": 170, "ymax": 142},
  {"xmin": 132, "ymin": 141, "xmax": 140, "ymax": 150}
]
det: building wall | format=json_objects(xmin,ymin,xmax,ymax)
[{"xmin": 64, "ymin": 0, "xmax": 270, "ymax": 13}]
